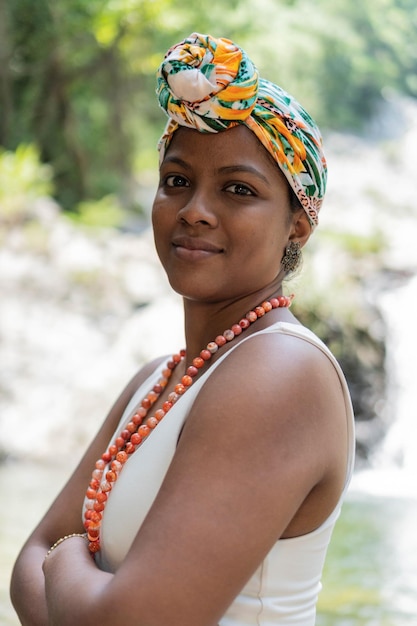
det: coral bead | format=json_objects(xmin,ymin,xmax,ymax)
[
  {"xmin": 246, "ymin": 310, "xmax": 257, "ymax": 322},
  {"xmin": 146, "ymin": 416, "xmax": 158, "ymax": 429},
  {"xmin": 115, "ymin": 437, "xmax": 125, "ymax": 449},
  {"xmin": 138, "ymin": 425, "xmax": 150, "ymax": 438},
  {"xmin": 154, "ymin": 409, "xmax": 165, "ymax": 421},
  {"xmin": 132, "ymin": 408, "xmax": 146, "ymax": 424},
  {"xmin": 231, "ymin": 324, "xmax": 242, "ymax": 335},
  {"xmin": 200, "ymin": 349, "xmax": 211, "ymax": 361},
  {"xmin": 111, "ymin": 460, "xmax": 122, "ymax": 472},
  {"xmin": 141, "ymin": 397, "xmax": 151, "ymax": 409},
  {"xmin": 148, "ymin": 391, "xmax": 158, "ymax": 404},
  {"xmin": 223, "ymin": 329, "xmax": 234, "ymax": 341},
  {"xmin": 181, "ymin": 375, "xmax": 193, "ymax": 387},
  {"xmin": 89, "ymin": 478, "xmax": 100, "ymax": 490},
  {"xmin": 206, "ymin": 342, "xmax": 218, "ymax": 354},
  {"xmin": 262, "ymin": 301, "xmax": 272, "ymax": 312},
  {"xmin": 193, "ymin": 356, "xmax": 205, "ymax": 368},
  {"xmin": 239, "ymin": 318, "xmax": 250, "ymax": 329},
  {"xmin": 174, "ymin": 383, "xmax": 186, "ymax": 395},
  {"xmin": 255, "ymin": 306, "xmax": 265, "ymax": 317},
  {"xmin": 88, "ymin": 540, "xmax": 101, "ymax": 553},
  {"xmin": 186, "ymin": 366, "xmax": 198, "ymax": 377},
  {"xmin": 116, "ymin": 451, "xmax": 128, "ymax": 464},
  {"xmin": 215, "ymin": 335, "xmax": 227, "ymax": 346},
  {"xmin": 92, "ymin": 469, "xmax": 103, "ymax": 481},
  {"xmin": 130, "ymin": 433, "xmax": 142, "ymax": 446}
]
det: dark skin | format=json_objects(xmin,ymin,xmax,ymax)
[{"xmin": 10, "ymin": 126, "xmax": 348, "ymax": 626}]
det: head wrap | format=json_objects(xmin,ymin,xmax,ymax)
[{"xmin": 156, "ymin": 33, "xmax": 327, "ymax": 228}]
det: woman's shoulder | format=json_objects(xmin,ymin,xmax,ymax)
[
  {"xmin": 192, "ymin": 320, "xmax": 346, "ymax": 428},
  {"xmin": 210, "ymin": 320, "xmax": 341, "ymax": 391},
  {"xmin": 228, "ymin": 320, "xmax": 348, "ymax": 399},
  {"xmin": 190, "ymin": 320, "xmax": 351, "ymax": 466}
]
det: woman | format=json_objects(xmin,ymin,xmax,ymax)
[{"xmin": 10, "ymin": 33, "xmax": 354, "ymax": 626}]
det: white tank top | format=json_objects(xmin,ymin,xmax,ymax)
[{"xmin": 85, "ymin": 322, "xmax": 355, "ymax": 625}]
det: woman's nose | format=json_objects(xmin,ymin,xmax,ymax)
[{"xmin": 176, "ymin": 192, "xmax": 218, "ymax": 227}]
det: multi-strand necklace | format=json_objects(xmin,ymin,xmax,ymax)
[{"xmin": 83, "ymin": 295, "xmax": 293, "ymax": 554}]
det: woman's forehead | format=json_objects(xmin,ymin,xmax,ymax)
[{"xmin": 164, "ymin": 126, "xmax": 286, "ymax": 182}]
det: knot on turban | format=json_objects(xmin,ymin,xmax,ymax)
[{"xmin": 157, "ymin": 33, "xmax": 327, "ymax": 228}]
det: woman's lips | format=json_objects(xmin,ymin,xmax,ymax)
[{"xmin": 171, "ymin": 236, "xmax": 224, "ymax": 261}]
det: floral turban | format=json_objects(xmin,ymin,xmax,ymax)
[{"xmin": 156, "ymin": 33, "xmax": 327, "ymax": 228}]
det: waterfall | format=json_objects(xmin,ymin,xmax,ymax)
[{"xmin": 351, "ymin": 273, "xmax": 417, "ymax": 499}]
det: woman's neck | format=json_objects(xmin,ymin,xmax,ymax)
[{"xmin": 181, "ymin": 286, "xmax": 294, "ymax": 367}]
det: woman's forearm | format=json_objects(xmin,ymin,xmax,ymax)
[
  {"xmin": 43, "ymin": 536, "xmax": 113, "ymax": 626},
  {"xmin": 10, "ymin": 543, "xmax": 49, "ymax": 626}
]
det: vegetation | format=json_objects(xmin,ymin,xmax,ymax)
[
  {"xmin": 1, "ymin": 0, "xmax": 417, "ymax": 209},
  {"xmin": 0, "ymin": 143, "xmax": 53, "ymax": 221}
]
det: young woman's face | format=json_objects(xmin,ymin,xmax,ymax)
[{"xmin": 152, "ymin": 125, "xmax": 298, "ymax": 304}]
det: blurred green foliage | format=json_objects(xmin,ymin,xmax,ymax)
[
  {"xmin": 0, "ymin": 143, "xmax": 54, "ymax": 220},
  {"xmin": 1, "ymin": 0, "xmax": 416, "ymax": 210},
  {"xmin": 70, "ymin": 194, "xmax": 126, "ymax": 228}
]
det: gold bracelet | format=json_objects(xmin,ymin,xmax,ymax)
[{"xmin": 45, "ymin": 533, "xmax": 88, "ymax": 558}]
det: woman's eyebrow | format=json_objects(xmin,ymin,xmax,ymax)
[
  {"xmin": 218, "ymin": 164, "xmax": 271, "ymax": 186},
  {"xmin": 162, "ymin": 158, "xmax": 271, "ymax": 187},
  {"xmin": 161, "ymin": 155, "xmax": 191, "ymax": 170}
]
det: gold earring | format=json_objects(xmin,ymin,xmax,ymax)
[{"xmin": 281, "ymin": 241, "xmax": 301, "ymax": 273}]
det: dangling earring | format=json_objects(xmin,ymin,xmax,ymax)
[{"xmin": 281, "ymin": 241, "xmax": 302, "ymax": 273}]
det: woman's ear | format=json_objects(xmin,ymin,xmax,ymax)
[{"xmin": 288, "ymin": 209, "xmax": 312, "ymax": 248}]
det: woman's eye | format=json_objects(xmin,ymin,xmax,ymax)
[
  {"xmin": 165, "ymin": 175, "xmax": 189, "ymax": 187},
  {"xmin": 226, "ymin": 183, "xmax": 254, "ymax": 196}
]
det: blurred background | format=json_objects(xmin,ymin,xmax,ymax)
[{"xmin": 1, "ymin": 0, "xmax": 417, "ymax": 623}]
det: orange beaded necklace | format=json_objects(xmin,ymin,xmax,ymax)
[{"xmin": 83, "ymin": 295, "xmax": 293, "ymax": 554}]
